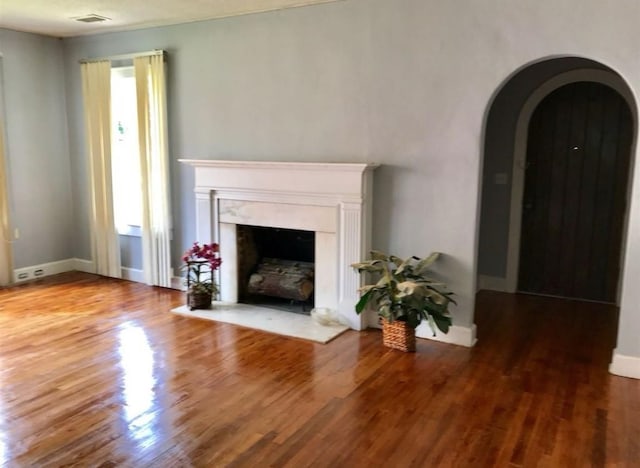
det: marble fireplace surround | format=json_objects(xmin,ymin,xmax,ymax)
[{"xmin": 180, "ymin": 159, "xmax": 378, "ymax": 330}]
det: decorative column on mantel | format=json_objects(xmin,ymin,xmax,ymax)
[{"xmin": 179, "ymin": 159, "xmax": 378, "ymax": 331}]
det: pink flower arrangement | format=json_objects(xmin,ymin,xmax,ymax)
[
  {"xmin": 182, "ymin": 242, "xmax": 222, "ymax": 270},
  {"xmin": 182, "ymin": 242, "xmax": 222, "ymax": 296}
]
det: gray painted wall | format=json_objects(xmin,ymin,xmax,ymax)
[
  {"xmin": 0, "ymin": 29, "xmax": 73, "ymax": 268},
  {"xmin": 2, "ymin": 0, "xmax": 640, "ymax": 359},
  {"xmin": 0, "ymin": 30, "xmax": 144, "ymax": 271},
  {"xmin": 119, "ymin": 235, "xmax": 142, "ymax": 270}
]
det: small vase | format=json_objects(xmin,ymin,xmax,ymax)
[{"xmin": 187, "ymin": 291, "xmax": 213, "ymax": 310}]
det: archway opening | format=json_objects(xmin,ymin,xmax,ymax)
[
  {"xmin": 475, "ymin": 57, "xmax": 638, "ymax": 376},
  {"xmin": 477, "ymin": 57, "xmax": 636, "ymax": 301}
]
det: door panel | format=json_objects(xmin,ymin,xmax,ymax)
[{"xmin": 518, "ymin": 82, "xmax": 633, "ymax": 302}]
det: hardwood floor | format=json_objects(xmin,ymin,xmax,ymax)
[{"xmin": 0, "ymin": 272, "xmax": 638, "ymax": 467}]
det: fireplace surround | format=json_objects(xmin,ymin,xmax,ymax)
[{"xmin": 180, "ymin": 159, "xmax": 378, "ymax": 330}]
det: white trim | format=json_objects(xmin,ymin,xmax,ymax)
[
  {"xmin": 73, "ymin": 258, "xmax": 96, "ymax": 273},
  {"xmin": 16, "ymin": 258, "xmax": 145, "ymax": 284},
  {"xmin": 79, "ymin": 260, "xmax": 181, "ymax": 287},
  {"xmin": 121, "ymin": 267, "xmax": 144, "ymax": 283},
  {"xmin": 79, "ymin": 49, "xmax": 165, "ymax": 64},
  {"xmin": 13, "ymin": 259, "xmax": 76, "ymax": 282},
  {"xmin": 117, "ymin": 225, "xmax": 142, "ymax": 237},
  {"xmin": 416, "ymin": 323, "xmax": 477, "ymax": 347},
  {"xmin": 477, "ymin": 274, "xmax": 508, "ymax": 292},
  {"xmin": 179, "ymin": 159, "xmax": 377, "ymax": 173},
  {"xmin": 12, "ymin": 259, "xmax": 183, "ymax": 290},
  {"xmin": 610, "ymin": 351, "xmax": 640, "ymax": 379},
  {"xmin": 505, "ymin": 68, "xmax": 636, "ymax": 299}
]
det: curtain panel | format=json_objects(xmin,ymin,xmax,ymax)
[
  {"xmin": 0, "ymin": 119, "xmax": 13, "ymax": 286},
  {"xmin": 81, "ymin": 60, "xmax": 122, "ymax": 278},
  {"xmin": 134, "ymin": 55, "xmax": 172, "ymax": 287}
]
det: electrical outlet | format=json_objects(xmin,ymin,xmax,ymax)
[
  {"xmin": 17, "ymin": 272, "xmax": 29, "ymax": 280},
  {"xmin": 34, "ymin": 269, "xmax": 44, "ymax": 277}
]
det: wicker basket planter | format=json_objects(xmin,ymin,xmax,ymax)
[
  {"xmin": 187, "ymin": 291, "xmax": 212, "ymax": 310},
  {"xmin": 382, "ymin": 319, "xmax": 416, "ymax": 352},
  {"xmin": 352, "ymin": 252, "xmax": 455, "ymax": 353}
]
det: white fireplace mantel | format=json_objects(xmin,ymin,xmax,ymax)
[{"xmin": 180, "ymin": 159, "xmax": 378, "ymax": 330}]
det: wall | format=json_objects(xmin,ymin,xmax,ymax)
[
  {"xmin": 0, "ymin": 29, "xmax": 141, "ymax": 273},
  {"xmin": 119, "ymin": 234, "xmax": 142, "ymax": 270},
  {"xmin": 0, "ymin": 29, "xmax": 73, "ymax": 268}
]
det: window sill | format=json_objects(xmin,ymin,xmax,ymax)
[{"xmin": 118, "ymin": 225, "xmax": 142, "ymax": 237}]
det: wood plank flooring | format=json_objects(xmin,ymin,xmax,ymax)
[{"xmin": 0, "ymin": 272, "xmax": 638, "ymax": 466}]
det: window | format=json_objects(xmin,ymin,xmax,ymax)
[{"xmin": 111, "ymin": 66, "xmax": 142, "ymax": 236}]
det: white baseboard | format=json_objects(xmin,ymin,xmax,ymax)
[
  {"xmin": 477, "ymin": 274, "xmax": 508, "ymax": 292},
  {"xmin": 416, "ymin": 323, "xmax": 477, "ymax": 347},
  {"xmin": 76, "ymin": 259, "xmax": 180, "ymax": 287},
  {"xmin": 14, "ymin": 258, "xmax": 155, "ymax": 287},
  {"xmin": 121, "ymin": 267, "xmax": 144, "ymax": 283},
  {"xmin": 14, "ymin": 258, "xmax": 77, "ymax": 283},
  {"xmin": 74, "ymin": 258, "xmax": 140, "ymax": 283},
  {"xmin": 610, "ymin": 351, "xmax": 640, "ymax": 379},
  {"xmin": 73, "ymin": 258, "xmax": 96, "ymax": 273}
]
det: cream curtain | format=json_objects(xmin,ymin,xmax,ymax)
[
  {"xmin": 134, "ymin": 55, "xmax": 172, "ymax": 287},
  {"xmin": 81, "ymin": 60, "xmax": 122, "ymax": 278},
  {"xmin": 0, "ymin": 120, "xmax": 13, "ymax": 286}
]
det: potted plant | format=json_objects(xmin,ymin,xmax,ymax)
[
  {"xmin": 351, "ymin": 251, "xmax": 455, "ymax": 352},
  {"xmin": 182, "ymin": 242, "xmax": 222, "ymax": 310}
]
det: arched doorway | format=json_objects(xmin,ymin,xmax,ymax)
[
  {"xmin": 477, "ymin": 59, "xmax": 637, "ymax": 304},
  {"xmin": 518, "ymin": 81, "xmax": 634, "ymax": 302},
  {"xmin": 477, "ymin": 57, "xmax": 639, "ymax": 379}
]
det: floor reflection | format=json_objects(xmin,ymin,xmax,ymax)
[{"xmin": 117, "ymin": 322, "xmax": 159, "ymax": 450}]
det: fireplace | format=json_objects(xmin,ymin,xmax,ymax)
[
  {"xmin": 179, "ymin": 159, "xmax": 378, "ymax": 330},
  {"xmin": 237, "ymin": 225, "xmax": 315, "ymax": 313}
]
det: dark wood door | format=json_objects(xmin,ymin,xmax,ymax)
[{"xmin": 518, "ymin": 82, "xmax": 633, "ymax": 302}]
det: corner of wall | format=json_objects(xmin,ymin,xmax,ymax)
[
  {"xmin": 73, "ymin": 258, "xmax": 96, "ymax": 274},
  {"xmin": 610, "ymin": 350, "xmax": 640, "ymax": 380}
]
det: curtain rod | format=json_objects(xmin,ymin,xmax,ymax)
[{"xmin": 79, "ymin": 49, "xmax": 165, "ymax": 64}]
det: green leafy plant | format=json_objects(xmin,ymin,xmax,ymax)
[{"xmin": 351, "ymin": 251, "xmax": 455, "ymax": 334}]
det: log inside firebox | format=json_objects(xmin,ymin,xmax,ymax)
[{"xmin": 247, "ymin": 258, "xmax": 314, "ymax": 302}]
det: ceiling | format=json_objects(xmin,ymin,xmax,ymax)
[{"xmin": 0, "ymin": 0, "xmax": 342, "ymax": 38}]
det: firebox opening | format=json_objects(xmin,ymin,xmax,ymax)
[{"xmin": 237, "ymin": 225, "xmax": 315, "ymax": 314}]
